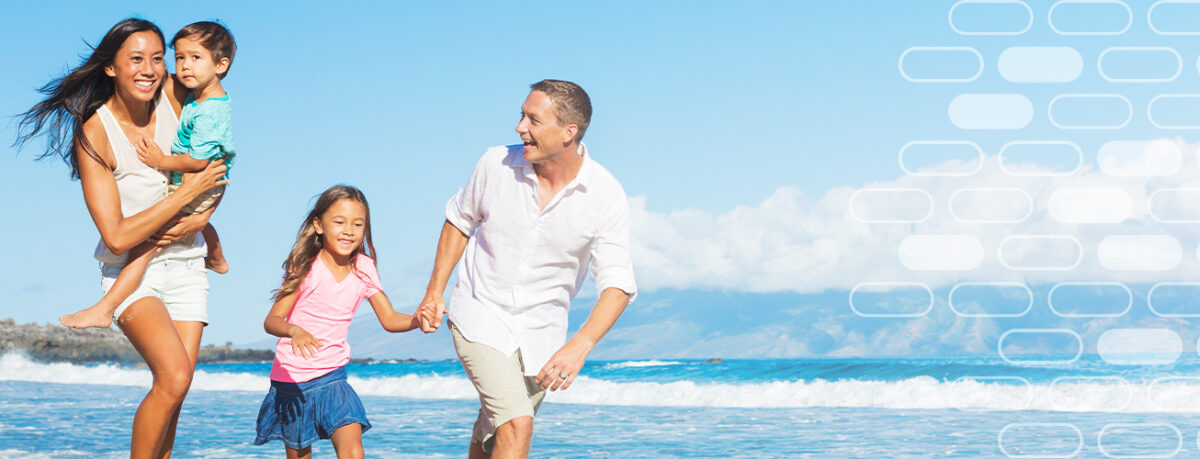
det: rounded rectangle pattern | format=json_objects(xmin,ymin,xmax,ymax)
[
  {"xmin": 1097, "ymin": 235, "xmax": 1183, "ymax": 271},
  {"xmin": 1148, "ymin": 94, "xmax": 1200, "ymax": 129},
  {"xmin": 899, "ymin": 47, "xmax": 984, "ymax": 83},
  {"xmin": 1099, "ymin": 140, "xmax": 1183, "ymax": 177},
  {"xmin": 1148, "ymin": 1, "xmax": 1200, "ymax": 35},
  {"xmin": 1149, "ymin": 189, "xmax": 1200, "ymax": 222},
  {"xmin": 949, "ymin": 94, "xmax": 1033, "ymax": 130},
  {"xmin": 1047, "ymin": 188, "xmax": 1132, "ymax": 223},
  {"xmin": 1048, "ymin": 282, "xmax": 1133, "ymax": 317},
  {"xmin": 899, "ymin": 235, "xmax": 985, "ymax": 271},
  {"xmin": 949, "ymin": 188, "xmax": 1033, "ymax": 223},
  {"xmin": 1097, "ymin": 328, "xmax": 1182, "ymax": 366},
  {"xmin": 1148, "ymin": 376, "xmax": 1200, "ymax": 412},
  {"xmin": 1147, "ymin": 282, "xmax": 1200, "ymax": 317},
  {"xmin": 1097, "ymin": 423, "xmax": 1182, "ymax": 458},
  {"xmin": 949, "ymin": 1, "xmax": 1033, "ymax": 35},
  {"xmin": 1098, "ymin": 47, "xmax": 1183, "ymax": 83},
  {"xmin": 998, "ymin": 329, "xmax": 1083, "ymax": 365},
  {"xmin": 998, "ymin": 141, "xmax": 1083, "ymax": 176},
  {"xmin": 998, "ymin": 423, "xmax": 1083, "ymax": 458},
  {"xmin": 848, "ymin": 282, "xmax": 934, "ymax": 318},
  {"xmin": 949, "ymin": 282, "xmax": 1033, "ymax": 317},
  {"xmin": 899, "ymin": 141, "xmax": 984, "ymax": 176},
  {"xmin": 1050, "ymin": 376, "xmax": 1132, "ymax": 412},
  {"xmin": 1048, "ymin": 94, "xmax": 1132, "ymax": 129},
  {"xmin": 1049, "ymin": 0, "xmax": 1132, "ymax": 35},
  {"xmin": 998, "ymin": 235, "xmax": 1083, "ymax": 271},
  {"xmin": 998, "ymin": 47, "xmax": 1083, "ymax": 83},
  {"xmin": 849, "ymin": 188, "xmax": 934, "ymax": 223}
]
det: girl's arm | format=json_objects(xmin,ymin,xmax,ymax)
[
  {"xmin": 368, "ymin": 291, "xmax": 420, "ymax": 333},
  {"xmin": 263, "ymin": 290, "xmax": 322, "ymax": 359},
  {"xmin": 77, "ymin": 117, "xmax": 228, "ymax": 255}
]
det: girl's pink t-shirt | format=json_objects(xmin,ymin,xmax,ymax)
[{"xmin": 269, "ymin": 253, "xmax": 382, "ymax": 383}]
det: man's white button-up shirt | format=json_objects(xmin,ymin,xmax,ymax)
[{"xmin": 445, "ymin": 143, "xmax": 637, "ymax": 376}]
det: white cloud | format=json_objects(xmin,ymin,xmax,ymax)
[{"xmin": 631, "ymin": 137, "xmax": 1200, "ymax": 293}]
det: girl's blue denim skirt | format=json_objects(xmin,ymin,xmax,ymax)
[{"xmin": 254, "ymin": 367, "xmax": 371, "ymax": 449}]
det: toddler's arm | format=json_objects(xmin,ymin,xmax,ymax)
[
  {"xmin": 136, "ymin": 137, "xmax": 209, "ymax": 172},
  {"xmin": 264, "ymin": 290, "xmax": 323, "ymax": 359},
  {"xmin": 368, "ymin": 291, "xmax": 421, "ymax": 333}
]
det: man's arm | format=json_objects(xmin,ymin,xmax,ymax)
[
  {"xmin": 417, "ymin": 220, "xmax": 470, "ymax": 332},
  {"xmin": 536, "ymin": 287, "xmax": 631, "ymax": 391}
]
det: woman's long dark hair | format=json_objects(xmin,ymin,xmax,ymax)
[
  {"xmin": 272, "ymin": 185, "xmax": 378, "ymax": 302},
  {"xmin": 14, "ymin": 18, "xmax": 165, "ymax": 180}
]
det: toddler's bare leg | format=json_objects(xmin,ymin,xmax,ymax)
[
  {"xmin": 202, "ymin": 224, "xmax": 228, "ymax": 274},
  {"xmin": 59, "ymin": 242, "xmax": 156, "ymax": 329}
]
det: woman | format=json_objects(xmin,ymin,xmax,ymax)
[{"xmin": 16, "ymin": 18, "xmax": 227, "ymax": 458}]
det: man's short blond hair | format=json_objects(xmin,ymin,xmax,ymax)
[{"xmin": 530, "ymin": 79, "xmax": 591, "ymax": 142}]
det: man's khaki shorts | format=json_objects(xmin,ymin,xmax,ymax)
[{"xmin": 451, "ymin": 323, "xmax": 546, "ymax": 451}]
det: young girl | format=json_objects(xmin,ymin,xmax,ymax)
[
  {"xmin": 255, "ymin": 185, "xmax": 424, "ymax": 458},
  {"xmin": 58, "ymin": 20, "xmax": 236, "ymax": 329}
]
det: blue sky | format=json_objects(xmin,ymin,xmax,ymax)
[{"xmin": 5, "ymin": 1, "xmax": 1200, "ymax": 359}]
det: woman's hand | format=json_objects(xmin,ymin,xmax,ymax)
[
  {"xmin": 135, "ymin": 137, "xmax": 167, "ymax": 169},
  {"xmin": 289, "ymin": 326, "xmax": 323, "ymax": 359},
  {"xmin": 149, "ymin": 212, "xmax": 209, "ymax": 246},
  {"xmin": 177, "ymin": 159, "xmax": 229, "ymax": 200}
]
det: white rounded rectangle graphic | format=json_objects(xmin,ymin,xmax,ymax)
[
  {"xmin": 998, "ymin": 329, "xmax": 1083, "ymax": 365},
  {"xmin": 899, "ymin": 141, "xmax": 984, "ymax": 176},
  {"xmin": 1097, "ymin": 328, "xmax": 1182, "ymax": 366},
  {"xmin": 949, "ymin": 376, "xmax": 1032, "ymax": 411},
  {"xmin": 899, "ymin": 47, "xmax": 983, "ymax": 83},
  {"xmin": 1047, "ymin": 188, "xmax": 1132, "ymax": 224},
  {"xmin": 1097, "ymin": 423, "xmax": 1182, "ymax": 458},
  {"xmin": 949, "ymin": 188, "xmax": 1033, "ymax": 223},
  {"xmin": 1048, "ymin": 282, "xmax": 1132, "ymax": 317},
  {"xmin": 998, "ymin": 423, "xmax": 1082, "ymax": 458},
  {"xmin": 998, "ymin": 47, "xmax": 1083, "ymax": 83},
  {"xmin": 1098, "ymin": 47, "xmax": 1182, "ymax": 83},
  {"xmin": 848, "ymin": 188, "xmax": 933, "ymax": 223},
  {"xmin": 1148, "ymin": 94, "xmax": 1200, "ymax": 129},
  {"xmin": 998, "ymin": 235, "xmax": 1083, "ymax": 271},
  {"xmin": 1149, "ymin": 189, "xmax": 1200, "ymax": 222},
  {"xmin": 1148, "ymin": 377, "xmax": 1200, "ymax": 412},
  {"xmin": 1050, "ymin": 376, "xmax": 1132, "ymax": 412},
  {"xmin": 949, "ymin": 282, "xmax": 1032, "ymax": 317},
  {"xmin": 899, "ymin": 235, "xmax": 984, "ymax": 271},
  {"xmin": 1099, "ymin": 139, "xmax": 1183, "ymax": 177},
  {"xmin": 949, "ymin": 1, "xmax": 1032, "ymax": 35},
  {"xmin": 848, "ymin": 282, "xmax": 934, "ymax": 318},
  {"xmin": 949, "ymin": 94, "xmax": 1033, "ymax": 130},
  {"xmin": 1049, "ymin": 0, "xmax": 1132, "ymax": 35},
  {"xmin": 1097, "ymin": 235, "xmax": 1183, "ymax": 271},
  {"xmin": 1147, "ymin": 283, "xmax": 1200, "ymax": 317},
  {"xmin": 998, "ymin": 141, "xmax": 1082, "ymax": 176},
  {"xmin": 1048, "ymin": 94, "xmax": 1132, "ymax": 129},
  {"xmin": 1149, "ymin": 1, "xmax": 1200, "ymax": 35}
]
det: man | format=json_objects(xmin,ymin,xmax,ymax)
[{"xmin": 417, "ymin": 79, "xmax": 636, "ymax": 458}]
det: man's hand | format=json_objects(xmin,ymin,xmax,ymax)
[
  {"xmin": 536, "ymin": 338, "xmax": 593, "ymax": 392},
  {"xmin": 417, "ymin": 293, "xmax": 445, "ymax": 333},
  {"xmin": 135, "ymin": 137, "xmax": 167, "ymax": 169}
]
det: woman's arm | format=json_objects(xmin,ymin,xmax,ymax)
[
  {"xmin": 368, "ymin": 291, "xmax": 420, "ymax": 333},
  {"xmin": 264, "ymin": 290, "xmax": 322, "ymax": 359},
  {"xmin": 77, "ymin": 116, "xmax": 228, "ymax": 255}
]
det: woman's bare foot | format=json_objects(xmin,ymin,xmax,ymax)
[
  {"xmin": 206, "ymin": 256, "xmax": 229, "ymax": 274},
  {"xmin": 59, "ymin": 306, "xmax": 114, "ymax": 329}
]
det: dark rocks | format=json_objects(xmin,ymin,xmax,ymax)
[{"xmin": 0, "ymin": 318, "xmax": 272, "ymax": 364}]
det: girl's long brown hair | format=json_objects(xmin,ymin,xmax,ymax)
[{"xmin": 271, "ymin": 185, "xmax": 376, "ymax": 302}]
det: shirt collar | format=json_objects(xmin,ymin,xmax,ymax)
[{"xmin": 512, "ymin": 142, "xmax": 593, "ymax": 192}]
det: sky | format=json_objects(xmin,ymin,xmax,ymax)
[{"xmin": 4, "ymin": 1, "xmax": 1200, "ymax": 360}]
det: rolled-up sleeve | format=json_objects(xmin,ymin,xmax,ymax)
[
  {"xmin": 590, "ymin": 193, "xmax": 637, "ymax": 303},
  {"xmin": 445, "ymin": 151, "xmax": 490, "ymax": 236}
]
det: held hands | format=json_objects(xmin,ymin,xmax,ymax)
[
  {"xmin": 416, "ymin": 293, "xmax": 445, "ymax": 333},
  {"xmin": 536, "ymin": 338, "xmax": 592, "ymax": 392},
  {"xmin": 289, "ymin": 325, "xmax": 323, "ymax": 359},
  {"xmin": 135, "ymin": 137, "xmax": 166, "ymax": 169}
]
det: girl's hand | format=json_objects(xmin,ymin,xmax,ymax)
[
  {"xmin": 178, "ymin": 159, "xmax": 229, "ymax": 198},
  {"xmin": 135, "ymin": 137, "xmax": 167, "ymax": 169},
  {"xmin": 289, "ymin": 326, "xmax": 323, "ymax": 359}
]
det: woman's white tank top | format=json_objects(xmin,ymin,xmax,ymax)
[{"xmin": 93, "ymin": 89, "xmax": 205, "ymax": 264}]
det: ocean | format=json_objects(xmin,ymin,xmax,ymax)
[{"xmin": 3, "ymin": 351, "xmax": 1200, "ymax": 457}]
